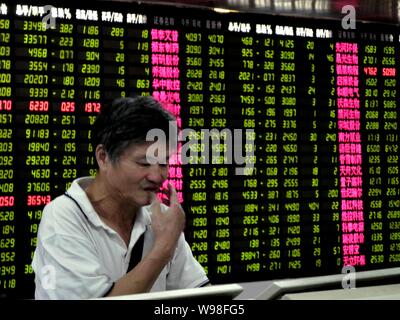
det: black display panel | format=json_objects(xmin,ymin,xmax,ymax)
[{"xmin": 0, "ymin": 1, "xmax": 400, "ymax": 299}]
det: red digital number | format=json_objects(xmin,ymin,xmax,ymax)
[
  {"xmin": 61, "ymin": 101, "xmax": 75, "ymax": 112},
  {"xmin": 85, "ymin": 102, "xmax": 101, "ymax": 113},
  {"xmin": 0, "ymin": 196, "xmax": 14, "ymax": 207},
  {"xmin": 0, "ymin": 100, "xmax": 12, "ymax": 111},
  {"xmin": 29, "ymin": 100, "xmax": 49, "ymax": 112},
  {"xmin": 27, "ymin": 195, "xmax": 51, "ymax": 206}
]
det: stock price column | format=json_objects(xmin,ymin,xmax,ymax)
[
  {"xmin": 379, "ymin": 37, "xmax": 400, "ymax": 265},
  {"xmin": 0, "ymin": 6, "xmax": 15, "ymax": 294},
  {"xmin": 205, "ymin": 21, "xmax": 232, "ymax": 279},
  {"xmin": 76, "ymin": 11, "xmax": 102, "ymax": 178},
  {"xmin": 126, "ymin": 13, "xmax": 151, "ymax": 97},
  {"xmin": 295, "ymin": 30, "xmax": 323, "ymax": 271},
  {"xmin": 254, "ymin": 26, "xmax": 282, "ymax": 274},
  {"xmin": 102, "ymin": 10, "xmax": 126, "ymax": 103},
  {"xmin": 381, "ymin": 41, "xmax": 400, "ymax": 265},
  {"xmin": 361, "ymin": 33, "xmax": 400, "ymax": 267},
  {"xmin": 14, "ymin": 11, "xmax": 53, "ymax": 291},
  {"xmin": 360, "ymin": 36, "xmax": 384, "ymax": 267},
  {"xmin": 52, "ymin": 15, "xmax": 78, "ymax": 191},
  {"xmin": 276, "ymin": 33, "xmax": 302, "ymax": 272},
  {"xmin": 181, "ymin": 20, "xmax": 209, "ymax": 275},
  {"xmin": 227, "ymin": 24, "xmax": 260, "ymax": 276}
]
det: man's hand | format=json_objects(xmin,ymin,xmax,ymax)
[{"xmin": 150, "ymin": 183, "xmax": 186, "ymax": 261}]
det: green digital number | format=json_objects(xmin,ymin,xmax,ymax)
[
  {"xmin": 24, "ymin": 74, "xmax": 48, "ymax": 85},
  {"xmin": 23, "ymin": 34, "xmax": 47, "ymax": 45},
  {"xmin": 23, "ymin": 21, "xmax": 46, "ymax": 31},
  {"xmin": 28, "ymin": 47, "xmax": 47, "ymax": 58},
  {"xmin": 0, "ymin": 45, "xmax": 10, "ymax": 56},
  {"xmin": 110, "ymin": 27, "xmax": 124, "ymax": 37},
  {"xmin": 29, "ymin": 87, "xmax": 49, "ymax": 98},
  {"xmin": 0, "ymin": 74, "xmax": 10, "ymax": 83},
  {"xmin": 82, "ymin": 38, "xmax": 99, "ymax": 48},
  {"xmin": 0, "ymin": 142, "xmax": 12, "ymax": 152},
  {"xmin": 185, "ymin": 33, "xmax": 201, "ymax": 42},
  {"xmin": 60, "ymin": 23, "xmax": 73, "ymax": 33},
  {"xmin": 0, "ymin": 32, "xmax": 10, "ymax": 43},
  {"xmin": 59, "ymin": 37, "xmax": 73, "ymax": 46},
  {"xmin": 24, "ymin": 114, "xmax": 49, "ymax": 125},
  {"xmin": 0, "ymin": 19, "xmax": 10, "ymax": 29}
]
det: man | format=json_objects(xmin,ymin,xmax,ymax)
[{"xmin": 32, "ymin": 96, "xmax": 209, "ymax": 299}]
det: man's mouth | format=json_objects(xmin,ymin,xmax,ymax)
[{"xmin": 143, "ymin": 187, "xmax": 158, "ymax": 192}]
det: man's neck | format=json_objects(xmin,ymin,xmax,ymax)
[{"xmin": 84, "ymin": 175, "xmax": 138, "ymax": 229}]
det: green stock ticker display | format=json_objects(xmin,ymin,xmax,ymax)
[{"xmin": 0, "ymin": 0, "xmax": 400, "ymax": 298}]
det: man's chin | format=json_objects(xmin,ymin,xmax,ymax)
[{"xmin": 142, "ymin": 190, "xmax": 157, "ymax": 203}]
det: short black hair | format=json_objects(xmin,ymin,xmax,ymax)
[{"xmin": 92, "ymin": 96, "xmax": 175, "ymax": 162}]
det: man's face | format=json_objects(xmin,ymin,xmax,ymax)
[{"xmin": 102, "ymin": 141, "xmax": 170, "ymax": 207}]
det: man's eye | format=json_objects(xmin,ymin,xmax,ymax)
[{"xmin": 137, "ymin": 162, "xmax": 150, "ymax": 167}]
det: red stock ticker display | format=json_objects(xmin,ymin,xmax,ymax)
[{"xmin": 1, "ymin": 0, "xmax": 400, "ymax": 298}]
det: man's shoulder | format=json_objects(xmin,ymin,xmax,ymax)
[
  {"xmin": 43, "ymin": 193, "xmax": 75, "ymax": 216},
  {"xmin": 66, "ymin": 176, "xmax": 93, "ymax": 198},
  {"xmin": 40, "ymin": 193, "xmax": 90, "ymax": 236}
]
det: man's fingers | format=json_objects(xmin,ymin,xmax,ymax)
[
  {"xmin": 150, "ymin": 195, "xmax": 162, "ymax": 216},
  {"xmin": 168, "ymin": 184, "xmax": 185, "ymax": 220},
  {"xmin": 168, "ymin": 183, "xmax": 179, "ymax": 206}
]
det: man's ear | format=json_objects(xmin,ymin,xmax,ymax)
[{"xmin": 95, "ymin": 144, "xmax": 109, "ymax": 169}]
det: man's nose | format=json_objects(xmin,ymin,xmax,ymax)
[{"xmin": 147, "ymin": 164, "xmax": 167, "ymax": 183}]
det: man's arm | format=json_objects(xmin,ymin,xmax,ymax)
[{"xmin": 106, "ymin": 185, "xmax": 185, "ymax": 296}]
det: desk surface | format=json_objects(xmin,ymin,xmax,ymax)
[
  {"xmin": 96, "ymin": 283, "xmax": 243, "ymax": 300},
  {"xmin": 281, "ymin": 283, "xmax": 400, "ymax": 300}
]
